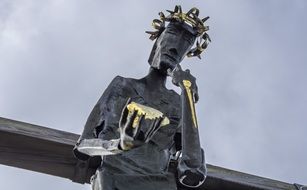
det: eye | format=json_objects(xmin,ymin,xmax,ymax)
[
  {"xmin": 166, "ymin": 30, "xmax": 176, "ymax": 35},
  {"xmin": 166, "ymin": 28, "xmax": 178, "ymax": 34}
]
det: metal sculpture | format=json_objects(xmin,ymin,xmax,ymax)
[{"xmin": 74, "ymin": 5, "xmax": 210, "ymax": 190}]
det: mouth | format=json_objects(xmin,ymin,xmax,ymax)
[{"xmin": 163, "ymin": 53, "xmax": 177, "ymax": 62}]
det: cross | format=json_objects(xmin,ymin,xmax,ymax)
[{"xmin": 0, "ymin": 117, "xmax": 303, "ymax": 190}]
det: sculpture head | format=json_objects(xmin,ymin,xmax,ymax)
[
  {"xmin": 148, "ymin": 22, "xmax": 196, "ymax": 73},
  {"xmin": 147, "ymin": 5, "xmax": 210, "ymax": 74}
]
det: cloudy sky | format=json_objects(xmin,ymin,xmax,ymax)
[{"xmin": 0, "ymin": 0, "xmax": 306, "ymax": 189}]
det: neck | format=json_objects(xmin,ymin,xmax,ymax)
[{"xmin": 143, "ymin": 67, "xmax": 167, "ymax": 90}]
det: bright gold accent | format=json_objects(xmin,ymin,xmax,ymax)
[
  {"xmin": 169, "ymin": 10, "xmax": 208, "ymax": 36},
  {"xmin": 146, "ymin": 5, "xmax": 210, "ymax": 59},
  {"xmin": 126, "ymin": 102, "xmax": 170, "ymax": 128},
  {"xmin": 183, "ymin": 80, "xmax": 192, "ymax": 88},
  {"xmin": 183, "ymin": 80, "xmax": 198, "ymax": 128}
]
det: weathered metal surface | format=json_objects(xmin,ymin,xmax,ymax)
[
  {"xmin": 202, "ymin": 164, "xmax": 296, "ymax": 190},
  {"xmin": 0, "ymin": 117, "xmax": 303, "ymax": 189},
  {"xmin": 0, "ymin": 117, "xmax": 96, "ymax": 183},
  {"xmin": 294, "ymin": 184, "xmax": 307, "ymax": 190}
]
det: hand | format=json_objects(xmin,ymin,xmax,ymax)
[
  {"xmin": 177, "ymin": 152, "xmax": 207, "ymax": 188},
  {"xmin": 168, "ymin": 65, "xmax": 199, "ymax": 103},
  {"xmin": 119, "ymin": 98, "xmax": 165, "ymax": 150}
]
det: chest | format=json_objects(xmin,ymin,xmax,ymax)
[{"xmin": 127, "ymin": 83, "xmax": 180, "ymax": 119}]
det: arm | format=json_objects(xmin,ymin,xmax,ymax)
[
  {"xmin": 73, "ymin": 76, "xmax": 128, "ymax": 160},
  {"xmin": 170, "ymin": 65, "xmax": 207, "ymax": 188},
  {"xmin": 74, "ymin": 76, "xmax": 166, "ymax": 159},
  {"xmin": 73, "ymin": 103, "xmax": 101, "ymax": 160}
]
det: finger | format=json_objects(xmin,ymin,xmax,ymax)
[
  {"xmin": 126, "ymin": 110, "xmax": 138, "ymax": 128},
  {"xmin": 123, "ymin": 97, "xmax": 132, "ymax": 110},
  {"xmin": 119, "ymin": 125, "xmax": 123, "ymax": 135},
  {"xmin": 144, "ymin": 119, "xmax": 156, "ymax": 141},
  {"xmin": 119, "ymin": 98, "xmax": 131, "ymax": 126},
  {"xmin": 146, "ymin": 117, "xmax": 164, "ymax": 142},
  {"xmin": 154, "ymin": 116, "xmax": 164, "ymax": 132},
  {"xmin": 133, "ymin": 114, "xmax": 145, "ymax": 138},
  {"xmin": 147, "ymin": 119, "xmax": 158, "ymax": 140},
  {"xmin": 124, "ymin": 116, "xmax": 135, "ymax": 136},
  {"xmin": 125, "ymin": 124, "xmax": 134, "ymax": 137},
  {"xmin": 119, "ymin": 107, "xmax": 128, "ymax": 127},
  {"xmin": 156, "ymin": 116, "xmax": 164, "ymax": 127},
  {"xmin": 124, "ymin": 110, "xmax": 138, "ymax": 137}
]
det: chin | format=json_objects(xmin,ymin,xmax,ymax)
[
  {"xmin": 160, "ymin": 57, "xmax": 177, "ymax": 69},
  {"xmin": 158, "ymin": 60, "xmax": 175, "ymax": 73}
]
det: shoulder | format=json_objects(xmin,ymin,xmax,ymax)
[
  {"xmin": 104, "ymin": 75, "xmax": 133, "ymax": 92},
  {"xmin": 98, "ymin": 76, "xmax": 138, "ymax": 102},
  {"xmin": 110, "ymin": 75, "xmax": 138, "ymax": 87},
  {"xmin": 109, "ymin": 75, "xmax": 126, "ymax": 86}
]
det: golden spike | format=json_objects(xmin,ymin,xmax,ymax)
[
  {"xmin": 165, "ymin": 10, "xmax": 174, "ymax": 22},
  {"xmin": 186, "ymin": 50, "xmax": 193, "ymax": 57},
  {"xmin": 149, "ymin": 35, "xmax": 158, "ymax": 41},
  {"xmin": 202, "ymin": 16, "xmax": 210, "ymax": 23},
  {"xmin": 201, "ymin": 41, "xmax": 208, "ymax": 49},
  {"xmin": 187, "ymin": 7, "xmax": 199, "ymax": 17},
  {"xmin": 187, "ymin": 47, "xmax": 197, "ymax": 57},
  {"xmin": 145, "ymin": 31, "xmax": 159, "ymax": 40},
  {"xmin": 174, "ymin": 5, "xmax": 182, "ymax": 14},
  {"xmin": 174, "ymin": 5, "xmax": 178, "ymax": 13},
  {"xmin": 196, "ymin": 41, "xmax": 201, "ymax": 49},
  {"xmin": 178, "ymin": 6, "xmax": 182, "ymax": 13},
  {"xmin": 203, "ymin": 33, "xmax": 211, "ymax": 42},
  {"xmin": 152, "ymin": 19, "xmax": 163, "ymax": 30},
  {"xmin": 159, "ymin": 12, "xmax": 165, "ymax": 20},
  {"xmin": 145, "ymin": 31, "xmax": 156, "ymax": 35},
  {"xmin": 166, "ymin": 10, "xmax": 174, "ymax": 14}
]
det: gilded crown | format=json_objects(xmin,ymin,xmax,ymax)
[{"xmin": 146, "ymin": 5, "xmax": 211, "ymax": 59}]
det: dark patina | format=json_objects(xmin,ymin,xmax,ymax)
[{"xmin": 74, "ymin": 5, "xmax": 210, "ymax": 190}]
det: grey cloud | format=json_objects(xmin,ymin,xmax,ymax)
[{"xmin": 0, "ymin": 0, "xmax": 306, "ymax": 189}]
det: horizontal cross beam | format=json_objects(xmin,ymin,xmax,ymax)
[{"xmin": 0, "ymin": 117, "xmax": 303, "ymax": 190}]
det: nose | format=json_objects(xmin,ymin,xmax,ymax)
[{"xmin": 169, "ymin": 48, "xmax": 178, "ymax": 56}]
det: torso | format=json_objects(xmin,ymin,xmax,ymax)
[{"xmin": 99, "ymin": 76, "xmax": 181, "ymax": 175}]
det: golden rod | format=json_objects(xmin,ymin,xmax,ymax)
[{"xmin": 182, "ymin": 80, "xmax": 198, "ymax": 128}]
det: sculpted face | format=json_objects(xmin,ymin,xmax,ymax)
[{"xmin": 149, "ymin": 22, "xmax": 197, "ymax": 74}]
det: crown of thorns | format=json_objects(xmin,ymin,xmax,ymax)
[{"xmin": 146, "ymin": 5, "xmax": 211, "ymax": 59}]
